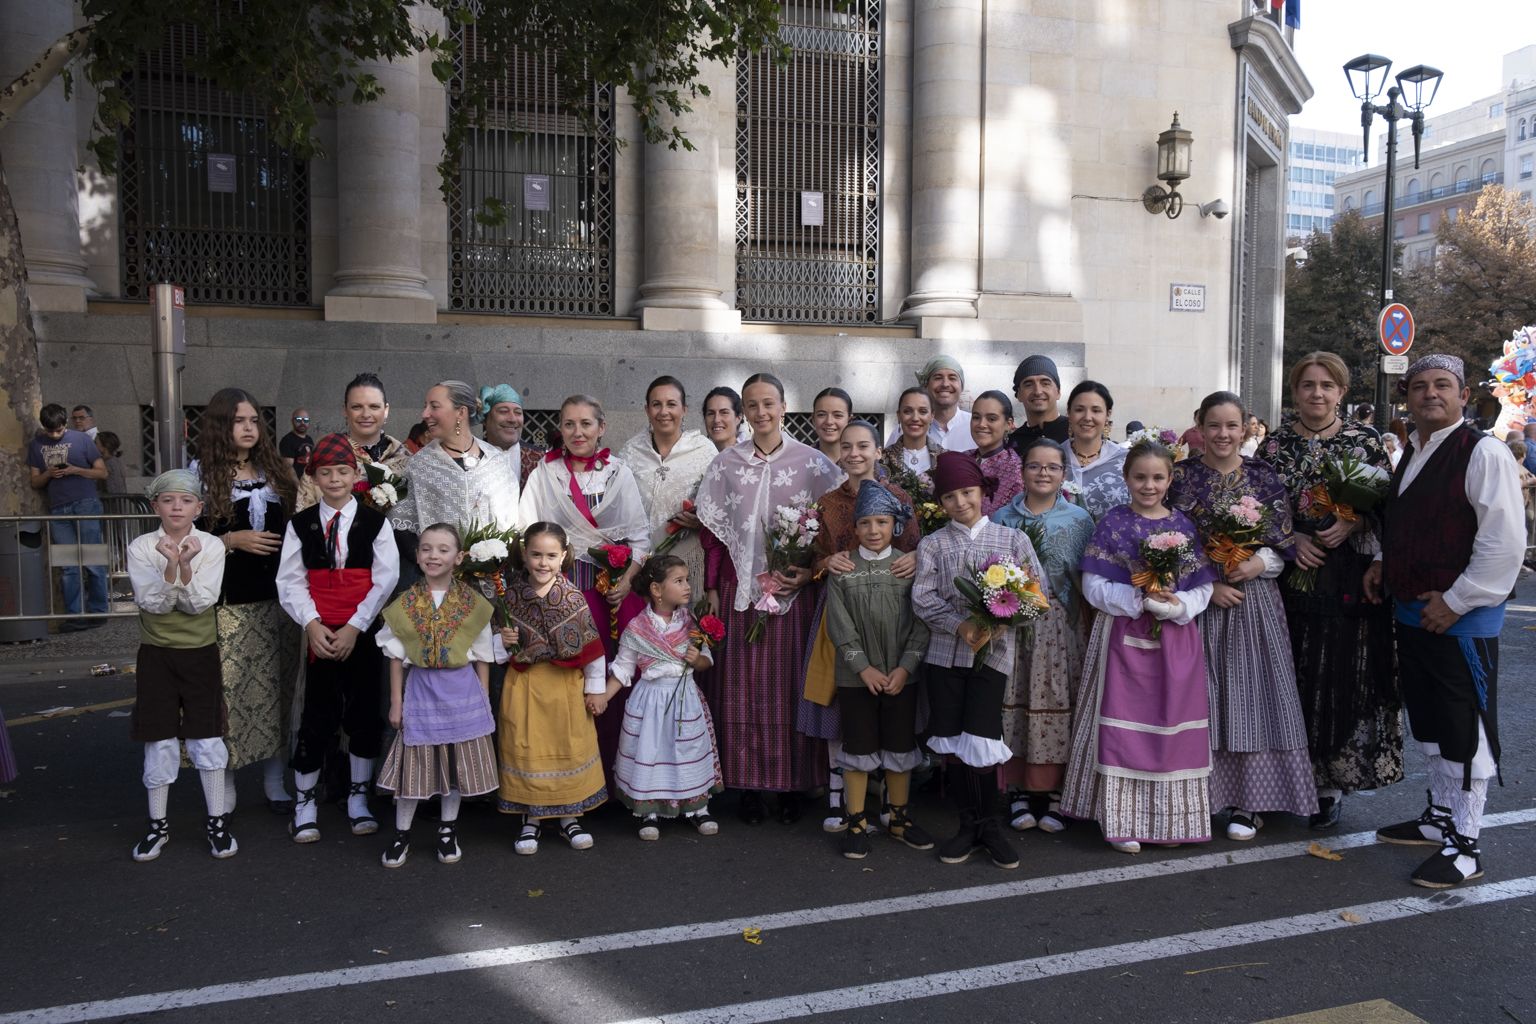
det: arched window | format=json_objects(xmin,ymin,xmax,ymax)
[
  {"xmin": 1429, "ymin": 171, "xmax": 1444, "ymax": 190},
  {"xmin": 1405, "ymin": 177, "xmax": 1420, "ymax": 201},
  {"xmin": 1363, "ymin": 189, "xmax": 1376, "ymax": 213},
  {"xmin": 447, "ymin": 28, "xmax": 616, "ymax": 316},
  {"xmin": 1520, "ymin": 117, "xmax": 1527, "ymax": 141},
  {"xmin": 1454, "ymin": 165, "xmax": 1470, "ymax": 188},
  {"xmin": 1480, "ymin": 157, "xmax": 1498, "ymax": 182},
  {"xmin": 119, "ymin": 22, "xmax": 310, "ymax": 305},
  {"xmin": 736, "ymin": 0, "xmax": 882, "ymax": 324},
  {"xmin": 1343, "ymin": 196, "xmax": 1355, "ymax": 211}
]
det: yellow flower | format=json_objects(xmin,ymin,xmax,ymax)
[{"xmin": 983, "ymin": 564, "xmax": 1009, "ymax": 589}]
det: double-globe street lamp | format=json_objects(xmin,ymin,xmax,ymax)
[{"xmin": 1343, "ymin": 55, "xmax": 1443, "ymax": 420}]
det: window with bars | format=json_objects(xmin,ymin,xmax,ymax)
[
  {"xmin": 118, "ymin": 22, "xmax": 310, "ymax": 306},
  {"xmin": 138, "ymin": 405, "xmax": 277, "ymax": 473},
  {"xmin": 782, "ymin": 412, "xmax": 885, "ymax": 446},
  {"xmin": 735, "ymin": 0, "xmax": 882, "ymax": 324},
  {"xmin": 519, "ymin": 410, "xmax": 564, "ymax": 452},
  {"xmin": 447, "ymin": 29, "xmax": 615, "ymax": 316}
]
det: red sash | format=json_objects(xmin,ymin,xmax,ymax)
[
  {"xmin": 547, "ymin": 447, "xmax": 610, "ymax": 530},
  {"xmin": 511, "ymin": 634, "xmax": 606, "ymax": 676},
  {"xmin": 308, "ymin": 568, "xmax": 374, "ymax": 628}
]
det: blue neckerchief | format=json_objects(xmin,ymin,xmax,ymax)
[{"xmin": 1394, "ymin": 598, "xmax": 1504, "ymax": 710}]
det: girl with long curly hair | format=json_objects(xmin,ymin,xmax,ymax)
[{"xmin": 193, "ymin": 388, "xmax": 303, "ymax": 814}]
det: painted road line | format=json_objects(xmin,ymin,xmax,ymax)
[
  {"xmin": 4, "ymin": 809, "xmax": 1535, "ymax": 1024},
  {"xmin": 608, "ymin": 876, "xmax": 1536, "ymax": 1024},
  {"xmin": 8, "ymin": 699, "xmax": 134, "ymax": 727},
  {"xmin": 1256, "ymin": 999, "xmax": 1428, "ymax": 1023}
]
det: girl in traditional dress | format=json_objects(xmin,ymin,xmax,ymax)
[
  {"xmin": 621, "ymin": 376, "xmax": 716, "ymax": 599},
  {"xmin": 193, "ymin": 387, "xmax": 301, "ymax": 815},
  {"xmin": 812, "ymin": 387, "xmax": 854, "ymax": 465},
  {"xmin": 1061, "ymin": 442, "xmax": 1217, "ymax": 853},
  {"xmin": 964, "ymin": 390, "xmax": 1024, "ymax": 517},
  {"xmin": 495, "ymin": 522, "xmax": 609, "ymax": 854},
  {"xmin": 804, "ymin": 420, "xmax": 921, "ymax": 831},
  {"xmin": 1171, "ymin": 392, "xmax": 1318, "ymax": 840},
  {"xmin": 391, "ymin": 380, "xmax": 521, "ymax": 552},
  {"xmin": 702, "ymin": 387, "xmax": 745, "ymax": 452},
  {"xmin": 697, "ymin": 373, "xmax": 844, "ymax": 825},
  {"xmin": 598, "ymin": 554, "xmax": 724, "ymax": 839},
  {"xmin": 376, "ymin": 524, "xmax": 499, "ymax": 868},
  {"xmin": 520, "ymin": 394, "xmax": 651, "ymax": 786},
  {"xmin": 1060, "ymin": 381, "xmax": 1128, "ymax": 521},
  {"xmin": 990, "ymin": 437, "xmax": 1094, "ymax": 833},
  {"xmin": 881, "ymin": 386, "xmax": 943, "ymax": 485},
  {"xmin": 1258, "ymin": 352, "xmax": 1400, "ymax": 830}
]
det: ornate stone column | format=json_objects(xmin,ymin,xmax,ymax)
[
  {"xmin": 901, "ymin": 0, "xmax": 983, "ymax": 323},
  {"xmin": 0, "ymin": 0, "xmax": 97, "ymax": 312},
  {"xmin": 634, "ymin": 57, "xmax": 740, "ymax": 332},
  {"xmin": 323, "ymin": 21, "xmax": 436, "ymax": 323}
]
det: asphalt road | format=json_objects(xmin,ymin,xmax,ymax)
[{"xmin": 2, "ymin": 579, "xmax": 1535, "ymax": 1024}]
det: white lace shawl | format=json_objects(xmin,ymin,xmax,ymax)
[
  {"xmin": 391, "ymin": 440, "xmax": 520, "ymax": 535},
  {"xmin": 517, "ymin": 454, "xmax": 652, "ymax": 563},
  {"xmin": 695, "ymin": 432, "xmax": 844, "ymax": 613},
  {"xmin": 619, "ymin": 429, "xmax": 717, "ymax": 549}
]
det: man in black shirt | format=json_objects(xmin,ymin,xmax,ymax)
[
  {"xmin": 1007, "ymin": 355, "xmax": 1069, "ymax": 453},
  {"xmin": 278, "ymin": 408, "xmax": 314, "ymax": 475}
]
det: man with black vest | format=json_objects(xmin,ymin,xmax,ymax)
[
  {"xmin": 277, "ymin": 434, "xmax": 400, "ymax": 844},
  {"xmin": 1365, "ymin": 354, "xmax": 1524, "ymax": 889}
]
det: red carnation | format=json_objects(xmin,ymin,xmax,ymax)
[
  {"xmin": 698, "ymin": 614, "xmax": 726, "ymax": 644},
  {"xmin": 606, "ymin": 545, "xmax": 632, "ymax": 569},
  {"xmin": 682, "ymin": 499, "xmax": 696, "ymax": 512},
  {"xmin": 352, "ymin": 481, "xmax": 371, "ymax": 494}
]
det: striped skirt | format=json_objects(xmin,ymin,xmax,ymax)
[
  {"xmin": 614, "ymin": 674, "xmax": 724, "ymax": 817},
  {"xmin": 378, "ymin": 733, "xmax": 498, "ymax": 800},
  {"xmin": 1200, "ymin": 577, "xmax": 1317, "ymax": 816}
]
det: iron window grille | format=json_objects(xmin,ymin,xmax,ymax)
[
  {"xmin": 735, "ymin": 0, "xmax": 883, "ymax": 324},
  {"xmin": 139, "ymin": 405, "xmax": 277, "ymax": 474},
  {"xmin": 118, "ymin": 21, "xmax": 310, "ymax": 306},
  {"xmin": 448, "ymin": 28, "xmax": 615, "ymax": 316},
  {"xmin": 782, "ymin": 412, "xmax": 885, "ymax": 446}
]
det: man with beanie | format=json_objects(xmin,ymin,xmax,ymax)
[
  {"xmin": 1366, "ymin": 354, "xmax": 1524, "ymax": 888},
  {"xmin": 276, "ymin": 434, "xmax": 400, "ymax": 844},
  {"xmin": 125, "ymin": 469, "xmax": 234, "ymax": 861},
  {"xmin": 911, "ymin": 452, "xmax": 1047, "ymax": 869},
  {"xmin": 1008, "ymin": 355, "xmax": 1069, "ymax": 452}
]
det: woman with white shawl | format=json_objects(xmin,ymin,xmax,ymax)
[{"xmin": 390, "ymin": 380, "xmax": 521, "ymax": 544}]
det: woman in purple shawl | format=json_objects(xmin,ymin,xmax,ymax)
[{"xmin": 1061, "ymin": 441, "xmax": 1217, "ymax": 853}]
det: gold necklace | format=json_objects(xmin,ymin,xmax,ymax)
[{"xmin": 1071, "ymin": 440, "xmax": 1102, "ymax": 465}]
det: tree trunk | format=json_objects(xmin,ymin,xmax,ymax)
[{"xmin": 0, "ymin": 148, "xmax": 44, "ymax": 517}]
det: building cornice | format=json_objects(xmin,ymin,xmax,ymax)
[{"xmin": 1228, "ymin": 16, "xmax": 1313, "ymax": 114}]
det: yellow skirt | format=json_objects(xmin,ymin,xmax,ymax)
[{"xmin": 496, "ymin": 662, "xmax": 607, "ymax": 818}]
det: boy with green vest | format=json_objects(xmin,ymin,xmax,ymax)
[{"xmin": 126, "ymin": 469, "xmax": 234, "ymax": 862}]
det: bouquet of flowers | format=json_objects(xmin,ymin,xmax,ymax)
[
  {"xmin": 458, "ymin": 519, "xmax": 521, "ymax": 626},
  {"xmin": 916, "ymin": 500, "xmax": 951, "ymax": 537},
  {"xmin": 689, "ymin": 600, "xmax": 727, "ymax": 652},
  {"xmin": 652, "ymin": 498, "xmax": 697, "ymax": 556},
  {"xmin": 1204, "ymin": 494, "xmax": 1270, "ymax": 579},
  {"xmin": 1134, "ymin": 530, "xmax": 1191, "ymax": 637},
  {"xmin": 747, "ymin": 503, "xmax": 821, "ymax": 643},
  {"xmin": 1487, "ymin": 324, "xmax": 1536, "ymax": 430},
  {"xmin": 953, "ymin": 555, "xmax": 1048, "ymax": 662},
  {"xmin": 588, "ymin": 543, "xmax": 635, "ymax": 640},
  {"xmin": 358, "ymin": 461, "xmax": 408, "ymax": 511},
  {"xmin": 1288, "ymin": 452, "xmax": 1391, "ymax": 593},
  {"xmin": 1125, "ymin": 425, "xmax": 1190, "ymax": 462},
  {"xmin": 1060, "ymin": 479, "xmax": 1084, "ymax": 506}
]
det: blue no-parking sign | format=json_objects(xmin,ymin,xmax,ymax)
[{"xmin": 1378, "ymin": 303, "xmax": 1415, "ymax": 356}]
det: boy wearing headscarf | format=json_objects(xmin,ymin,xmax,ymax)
[
  {"xmin": 912, "ymin": 453, "xmax": 1047, "ymax": 869},
  {"xmin": 276, "ymin": 434, "xmax": 400, "ymax": 843},
  {"xmin": 823, "ymin": 481, "xmax": 934, "ymax": 860},
  {"xmin": 126, "ymin": 470, "xmax": 233, "ymax": 862}
]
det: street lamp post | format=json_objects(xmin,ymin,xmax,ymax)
[{"xmin": 1343, "ymin": 55, "xmax": 1443, "ymax": 421}]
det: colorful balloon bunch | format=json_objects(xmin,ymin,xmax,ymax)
[{"xmin": 1488, "ymin": 324, "xmax": 1536, "ymax": 429}]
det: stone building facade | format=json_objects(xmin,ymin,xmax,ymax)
[{"xmin": 3, "ymin": 0, "xmax": 1311, "ymax": 479}]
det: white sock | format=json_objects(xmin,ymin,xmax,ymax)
[
  {"xmin": 262, "ymin": 756, "xmax": 289, "ymax": 802},
  {"xmin": 395, "ymin": 798, "xmax": 419, "ymax": 831},
  {"xmin": 348, "ymin": 755, "xmax": 374, "ymax": 820},
  {"xmin": 1449, "ymin": 778, "xmax": 1488, "ymax": 841},
  {"xmin": 294, "ymin": 770, "xmax": 321, "ymax": 826},
  {"xmin": 224, "ymin": 773, "xmax": 237, "ymax": 816},
  {"xmin": 827, "ymin": 741, "xmax": 844, "ymax": 790},
  {"xmin": 200, "ymin": 769, "xmax": 227, "ymax": 817},
  {"xmin": 559, "ymin": 815, "xmax": 577, "ymax": 828},
  {"xmin": 147, "ymin": 784, "xmax": 169, "ymax": 820},
  {"xmin": 440, "ymin": 789, "xmax": 462, "ymax": 823},
  {"xmin": 687, "ymin": 802, "xmax": 709, "ymax": 818}
]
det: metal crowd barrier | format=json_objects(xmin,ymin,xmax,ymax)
[{"xmin": 0, "ymin": 497, "xmax": 158, "ymax": 628}]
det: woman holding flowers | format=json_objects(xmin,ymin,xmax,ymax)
[
  {"xmin": 964, "ymin": 390, "xmax": 1025, "ymax": 517},
  {"xmin": 1059, "ymin": 381, "xmax": 1128, "ymax": 521},
  {"xmin": 697, "ymin": 373, "xmax": 844, "ymax": 825},
  {"xmin": 990, "ymin": 437, "xmax": 1094, "ymax": 833},
  {"xmin": 297, "ymin": 373, "xmax": 409, "ymax": 513},
  {"xmin": 621, "ymin": 376, "xmax": 716, "ymax": 597},
  {"xmin": 519, "ymin": 395, "xmax": 651, "ymax": 784},
  {"xmin": 1170, "ymin": 392, "xmax": 1316, "ymax": 841},
  {"xmin": 882, "ymin": 386, "xmax": 944, "ymax": 482},
  {"xmin": 1061, "ymin": 441, "xmax": 1217, "ymax": 853},
  {"xmin": 1258, "ymin": 352, "xmax": 1400, "ymax": 830}
]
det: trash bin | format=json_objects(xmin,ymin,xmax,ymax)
[{"xmin": 0, "ymin": 521, "xmax": 49, "ymax": 643}]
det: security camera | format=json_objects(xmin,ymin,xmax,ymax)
[{"xmin": 1198, "ymin": 199, "xmax": 1230, "ymax": 220}]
